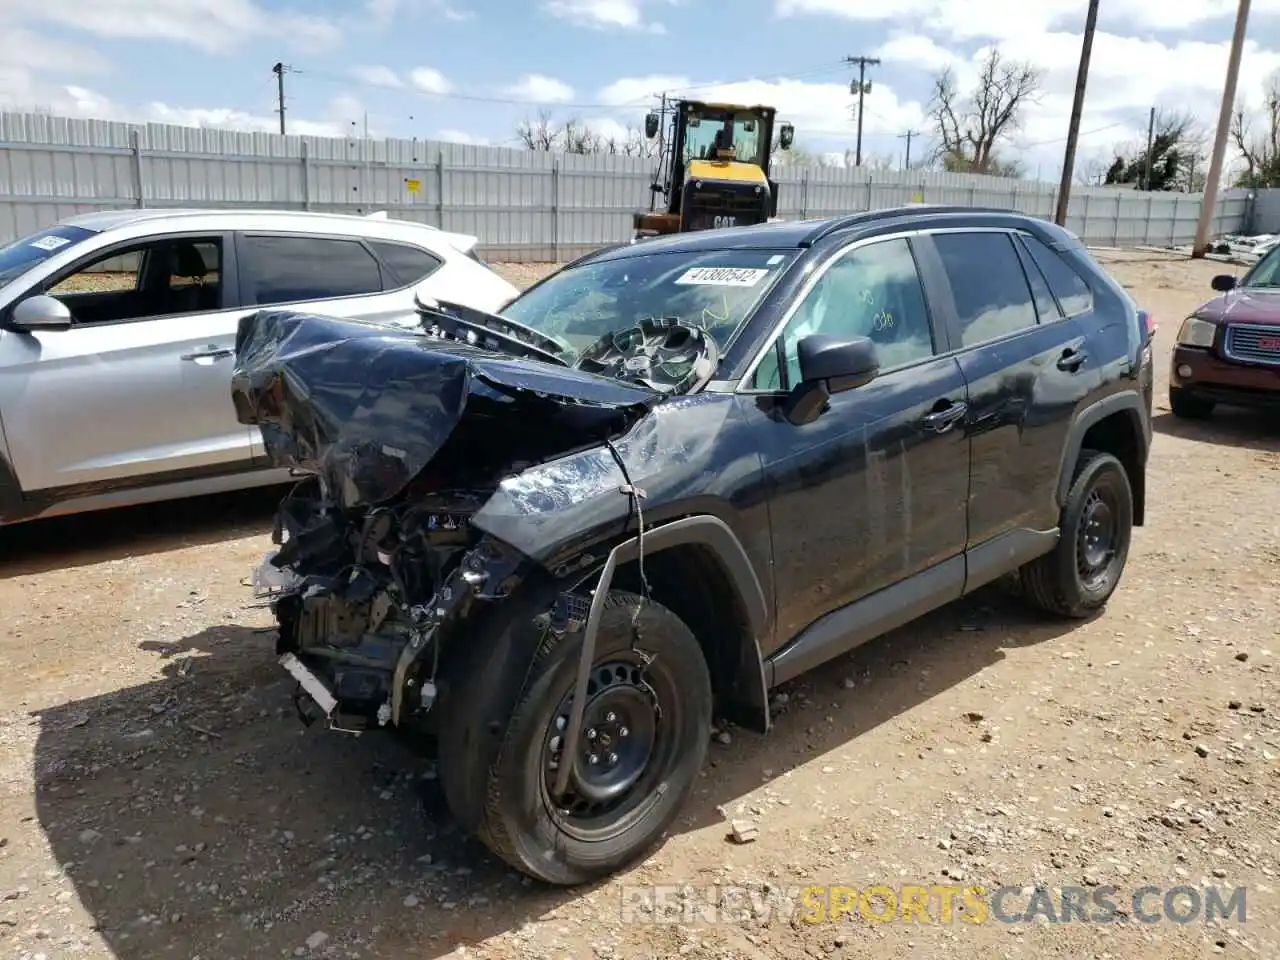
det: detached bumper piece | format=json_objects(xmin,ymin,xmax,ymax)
[{"xmin": 276, "ymin": 651, "xmax": 365, "ymax": 733}]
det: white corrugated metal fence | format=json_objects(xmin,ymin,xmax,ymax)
[{"xmin": 0, "ymin": 111, "xmax": 1257, "ymax": 261}]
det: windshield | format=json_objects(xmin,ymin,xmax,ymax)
[
  {"xmin": 0, "ymin": 224, "xmax": 98, "ymax": 288},
  {"xmin": 501, "ymin": 249, "xmax": 796, "ymax": 361},
  {"xmin": 1240, "ymin": 246, "xmax": 1280, "ymax": 288},
  {"xmin": 683, "ymin": 109, "xmax": 766, "ymax": 166}
]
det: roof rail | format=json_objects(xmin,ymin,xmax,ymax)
[{"xmin": 798, "ymin": 205, "xmax": 1026, "ymax": 247}]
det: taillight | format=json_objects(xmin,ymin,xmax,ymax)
[{"xmin": 1137, "ymin": 309, "xmax": 1156, "ymax": 343}]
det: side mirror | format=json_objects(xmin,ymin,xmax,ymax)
[
  {"xmin": 783, "ymin": 334, "xmax": 879, "ymax": 426},
  {"xmin": 779, "ymin": 123, "xmax": 795, "ymax": 150},
  {"xmin": 10, "ymin": 294, "xmax": 72, "ymax": 331},
  {"xmin": 1211, "ymin": 274, "xmax": 1237, "ymax": 292},
  {"xmin": 644, "ymin": 112, "xmax": 659, "ymax": 139}
]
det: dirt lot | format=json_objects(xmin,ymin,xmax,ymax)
[{"xmin": 1, "ymin": 250, "xmax": 1278, "ymax": 960}]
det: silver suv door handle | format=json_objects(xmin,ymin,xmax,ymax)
[
  {"xmin": 181, "ymin": 346, "xmax": 234, "ymax": 362},
  {"xmin": 921, "ymin": 400, "xmax": 967, "ymax": 433}
]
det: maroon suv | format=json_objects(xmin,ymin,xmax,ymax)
[{"xmin": 1170, "ymin": 256, "xmax": 1280, "ymax": 418}]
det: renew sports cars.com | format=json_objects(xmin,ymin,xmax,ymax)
[{"xmin": 234, "ymin": 205, "xmax": 1154, "ymax": 886}]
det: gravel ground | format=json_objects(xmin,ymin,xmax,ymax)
[{"xmin": 1, "ymin": 250, "xmax": 1278, "ymax": 960}]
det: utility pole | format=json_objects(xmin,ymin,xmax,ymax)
[
  {"xmin": 1194, "ymin": 0, "xmax": 1251, "ymax": 257},
  {"xmin": 1142, "ymin": 106, "xmax": 1156, "ymax": 190},
  {"xmin": 1054, "ymin": 0, "xmax": 1099, "ymax": 226},
  {"xmin": 272, "ymin": 61, "xmax": 288, "ymax": 135},
  {"xmin": 846, "ymin": 55, "xmax": 880, "ymax": 168},
  {"xmin": 898, "ymin": 130, "xmax": 920, "ymax": 170}
]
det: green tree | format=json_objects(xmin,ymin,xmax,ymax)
[{"xmin": 1103, "ymin": 111, "xmax": 1204, "ymax": 191}]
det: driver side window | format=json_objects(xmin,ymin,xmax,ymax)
[
  {"xmin": 44, "ymin": 237, "xmax": 222, "ymax": 325},
  {"xmin": 749, "ymin": 238, "xmax": 935, "ymax": 390}
]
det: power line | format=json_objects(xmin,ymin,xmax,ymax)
[
  {"xmin": 1054, "ymin": 0, "xmax": 1099, "ymax": 225},
  {"xmin": 272, "ymin": 62, "xmax": 292, "ymax": 135},
  {"xmin": 289, "ymin": 62, "xmax": 849, "ymax": 113},
  {"xmin": 898, "ymin": 129, "xmax": 921, "ymax": 169},
  {"xmin": 845, "ymin": 55, "xmax": 880, "ymax": 167},
  {"xmin": 1194, "ymin": 0, "xmax": 1251, "ymax": 257}
]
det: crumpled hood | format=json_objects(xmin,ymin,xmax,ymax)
[{"xmin": 230, "ymin": 310, "xmax": 659, "ymax": 510}]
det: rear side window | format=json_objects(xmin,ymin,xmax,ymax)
[
  {"xmin": 932, "ymin": 232, "xmax": 1039, "ymax": 347},
  {"xmin": 1019, "ymin": 234, "xmax": 1093, "ymax": 317},
  {"xmin": 369, "ymin": 241, "xmax": 442, "ymax": 288},
  {"xmin": 243, "ymin": 235, "xmax": 383, "ymax": 305}
]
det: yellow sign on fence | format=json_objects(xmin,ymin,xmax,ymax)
[{"xmin": 405, "ymin": 178, "xmax": 422, "ymax": 195}]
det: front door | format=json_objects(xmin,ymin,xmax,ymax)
[
  {"xmin": 738, "ymin": 235, "xmax": 972, "ymax": 651},
  {"xmin": 0, "ymin": 233, "xmax": 256, "ymax": 492}
]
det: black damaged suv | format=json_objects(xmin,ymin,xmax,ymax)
[{"xmin": 231, "ymin": 206, "xmax": 1154, "ymax": 886}]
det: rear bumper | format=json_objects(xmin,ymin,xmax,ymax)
[{"xmin": 1170, "ymin": 346, "xmax": 1280, "ymax": 408}]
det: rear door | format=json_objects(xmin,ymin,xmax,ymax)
[
  {"xmin": 0, "ymin": 231, "xmax": 255, "ymax": 492},
  {"xmin": 914, "ymin": 228, "xmax": 1101, "ymax": 546}
]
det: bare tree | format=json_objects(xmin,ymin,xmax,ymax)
[
  {"xmin": 1075, "ymin": 155, "xmax": 1109, "ymax": 186},
  {"xmin": 1231, "ymin": 69, "xmax": 1280, "ymax": 188},
  {"xmin": 516, "ymin": 109, "xmax": 557, "ymax": 151},
  {"xmin": 515, "ymin": 112, "xmax": 657, "ymax": 156},
  {"xmin": 927, "ymin": 49, "xmax": 1041, "ymax": 177}
]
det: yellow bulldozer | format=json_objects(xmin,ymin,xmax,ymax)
[{"xmin": 632, "ymin": 99, "xmax": 794, "ymax": 240}]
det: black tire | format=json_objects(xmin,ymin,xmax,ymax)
[
  {"xmin": 1169, "ymin": 387, "xmax": 1214, "ymax": 419},
  {"xmin": 1019, "ymin": 449, "xmax": 1133, "ymax": 619},
  {"xmin": 436, "ymin": 587, "xmax": 711, "ymax": 886}
]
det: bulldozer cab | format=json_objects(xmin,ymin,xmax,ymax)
[{"xmin": 633, "ymin": 99, "xmax": 793, "ymax": 239}]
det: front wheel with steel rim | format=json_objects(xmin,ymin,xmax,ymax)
[
  {"xmin": 442, "ymin": 588, "xmax": 712, "ymax": 886},
  {"xmin": 1019, "ymin": 449, "xmax": 1134, "ymax": 619}
]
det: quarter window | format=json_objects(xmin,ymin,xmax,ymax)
[
  {"xmin": 243, "ymin": 235, "xmax": 383, "ymax": 305},
  {"xmin": 1019, "ymin": 234, "xmax": 1093, "ymax": 316},
  {"xmin": 933, "ymin": 232, "xmax": 1039, "ymax": 347},
  {"xmin": 369, "ymin": 241, "xmax": 442, "ymax": 288},
  {"xmin": 750, "ymin": 237, "xmax": 934, "ymax": 390}
]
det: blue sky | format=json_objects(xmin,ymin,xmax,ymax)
[{"xmin": 2, "ymin": 0, "xmax": 1280, "ymax": 182}]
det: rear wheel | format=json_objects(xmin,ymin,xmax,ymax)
[
  {"xmin": 1169, "ymin": 387, "xmax": 1214, "ymax": 419},
  {"xmin": 437, "ymin": 588, "xmax": 711, "ymax": 885},
  {"xmin": 1019, "ymin": 449, "xmax": 1133, "ymax": 619}
]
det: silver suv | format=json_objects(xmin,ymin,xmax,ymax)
[{"xmin": 0, "ymin": 208, "xmax": 519, "ymax": 525}]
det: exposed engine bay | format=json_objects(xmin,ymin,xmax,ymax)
[
  {"xmin": 416, "ymin": 296, "xmax": 720, "ymax": 395},
  {"xmin": 231, "ymin": 309, "xmax": 664, "ymax": 734}
]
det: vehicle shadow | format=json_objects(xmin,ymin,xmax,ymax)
[
  {"xmin": 1151, "ymin": 407, "xmax": 1280, "ymax": 452},
  {"xmin": 0, "ymin": 485, "xmax": 288, "ymax": 579},
  {"xmin": 31, "ymin": 584, "xmax": 1077, "ymax": 958}
]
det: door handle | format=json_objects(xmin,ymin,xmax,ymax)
[
  {"xmin": 921, "ymin": 401, "xmax": 967, "ymax": 433},
  {"xmin": 1057, "ymin": 347, "xmax": 1088, "ymax": 372},
  {"xmin": 180, "ymin": 346, "xmax": 234, "ymax": 362}
]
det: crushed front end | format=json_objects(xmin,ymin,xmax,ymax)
[{"xmin": 231, "ymin": 309, "xmax": 657, "ymax": 737}]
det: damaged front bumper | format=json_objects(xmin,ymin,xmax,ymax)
[{"xmin": 231, "ymin": 309, "xmax": 659, "ymax": 738}]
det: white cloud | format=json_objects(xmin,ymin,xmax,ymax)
[
  {"xmin": 351, "ymin": 65, "xmax": 405, "ymax": 89},
  {"xmin": 365, "ymin": 0, "xmax": 473, "ymax": 24},
  {"xmin": 2, "ymin": 81, "xmax": 350, "ymax": 137},
  {"xmin": 503, "ymin": 74, "xmax": 575, "ymax": 103},
  {"xmin": 5, "ymin": 0, "xmax": 342, "ymax": 54},
  {"xmin": 409, "ymin": 67, "xmax": 453, "ymax": 96},
  {"xmin": 544, "ymin": 0, "xmax": 664, "ymax": 31},
  {"xmin": 437, "ymin": 129, "xmax": 491, "ymax": 145},
  {"xmin": 876, "ymin": 33, "xmax": 960, "ymax": 73},
  {"xmin": 597, "ymin": 73, "xmax": 927, "ymax": 143},
  {"xmin": 596, "ymin": 74, "xmax": 692, "ymax": 107},
  {"xmin": 774, "ymin": 0, "xmax": 1280, "ymax": 40}
]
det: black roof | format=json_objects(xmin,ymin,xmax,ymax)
[{"xmin": 588, "ymin": 206, "xmax": 1080, "ymax": 265}]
